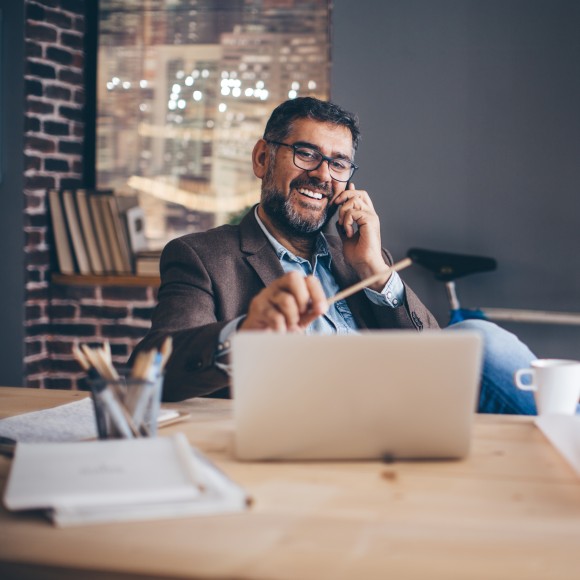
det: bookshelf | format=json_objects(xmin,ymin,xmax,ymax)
[{"xmin": 47, "ymin": 188, "xmax": 162, "ymax": 285}]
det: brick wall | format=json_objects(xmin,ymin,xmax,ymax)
[
  {"xmin": 23, "ymin": 0, "xmax": 156, "ymax": 390},
  {"xmin": 43, "ymin": 284, "xmax": 157, "ymax": 390}
]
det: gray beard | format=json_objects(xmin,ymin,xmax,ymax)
[
  {"xmin": 261, "ymin": 190, "xmax": 329, "ymax": 235},
  {"xmin": 260, "ymin": 165, "xmax": 333, "ymax": 236}
]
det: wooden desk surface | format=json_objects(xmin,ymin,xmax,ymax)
[{"xmin": 0, "ymin": 387, "xmax": 579, "ymax": 580}]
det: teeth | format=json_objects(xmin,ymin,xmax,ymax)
[{"xmin": 298, "ymin": 188, "xmax": 323, "ymax": 200}]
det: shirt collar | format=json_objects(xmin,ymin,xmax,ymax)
[{"xmin": 254, "ymin": 206, "xmax": 331, "ymax": 264}]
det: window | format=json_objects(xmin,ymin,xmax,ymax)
[{"xmin": 97, "ymin": 0, "xmax": 331, "ymax": 247}]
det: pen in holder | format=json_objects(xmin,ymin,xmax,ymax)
[
  {"xmin": 89, "ymin": 374, "xmax": 163, "ymax": 439},
  {"xmin": 73, "ymin": 339, "xmax": 172, "ymax": 440}
]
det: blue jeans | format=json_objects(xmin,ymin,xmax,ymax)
[{"xmin": 446, "ymin": 319, "xmax": 538, "ymax": 415}]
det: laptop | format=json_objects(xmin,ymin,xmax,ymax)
[{"xmin": 231, "ymin": 330, "xmax": 483, "ymax": 461}]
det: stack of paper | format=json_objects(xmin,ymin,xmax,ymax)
[
  {"xmin": 3, "ymin": 433, "xmax": 249, "ymax": 526},
  {"xmin": 535, "ymin": 414, "xmax": 580, "ymax": 478}
]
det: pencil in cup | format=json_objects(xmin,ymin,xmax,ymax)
[
  {"xmin": 76, "ymin": 339, "xmax": 173, "ymax": 439},
  {"xmin": 88, "ymin": 374, "xmax": 164, "ymax": 439}
]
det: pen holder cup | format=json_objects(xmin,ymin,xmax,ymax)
[{"xmin": 89, "ymin": 374, "xmax": 164, "ymax": 439}]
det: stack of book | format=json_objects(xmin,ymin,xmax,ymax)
[
  {"xmin": 48, "ymin": 188, "xmax": 155, "ymax": 277},
  {"xmin": 3, "ymin": 433, "xmax": 250, "ymax": 526},
  {"xmin": 134, "ymin": 249, "xmax": 163, "ymax": 276}
]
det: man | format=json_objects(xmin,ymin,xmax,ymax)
[{"xmin": 132, "ymin": 97, "xmax": 536, "ymax": 413}]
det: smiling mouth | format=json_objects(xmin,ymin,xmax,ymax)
[{"xmin": 297, "ymin": 187, "xmax": 327, "ymax": 201}]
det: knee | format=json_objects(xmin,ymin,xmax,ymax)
[
  {"xmin": 447, "ymin": 319, "xmax": 505, "ymax": 346},
  {"xmin": 449, "ymin": 318, "xmax": 499, "ymax": 334},
  {"xmin": 447, "ymin": 319, "xmax": 536, "ymax": 365}
]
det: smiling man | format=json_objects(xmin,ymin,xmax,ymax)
[{"xmin": 132, "ymin": 97, "xmax": 537, "ymax": 414}]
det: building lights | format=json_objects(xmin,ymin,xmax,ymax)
[{"xmin": 97, "ymin": 2, "xmax": 331, "ymax": 242}]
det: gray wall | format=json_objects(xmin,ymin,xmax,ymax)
[
  {"xmin": 332, "ymin": 0, "xmax": 580, "ymax": 358},
  {"xmin": 0, "ymin": 0, "xmax": 25, "ymax": 386}
]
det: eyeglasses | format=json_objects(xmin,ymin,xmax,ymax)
[{"xmin": 266, "ymin": 140, "xmax": 358, "ymax": 182}]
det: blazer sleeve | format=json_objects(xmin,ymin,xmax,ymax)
[
  {"xmin": 353, "ymin": 248, "xmax": 440, "ymax": 331},
  {"xmin": 129, "ymin": 237, "xmax": 233, "ymax": 401},
  {"xmin": 326, "ymin": 232, "xmax": 439, "ymax": 331}
]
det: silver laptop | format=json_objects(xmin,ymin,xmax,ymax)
[{"xmin": 231, "ymin": 330, "xmax": 483, "ymax": 461}]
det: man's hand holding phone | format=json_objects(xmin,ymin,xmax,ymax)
[{"xmin": 333, "ymin": 183, "xmax": 391, "ymax": 292}]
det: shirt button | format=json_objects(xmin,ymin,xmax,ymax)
[
  {"xmin": 393, "ymin": 298, "xmax": 398, "ymax": 305},
  {"xmin": 387, "ymin": 291, "xmax": 392, "ymax": 299}
]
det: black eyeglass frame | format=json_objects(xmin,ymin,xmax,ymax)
[{"xmin": 266, "ymin": 139, "xmax": 358, "ymax": 182}]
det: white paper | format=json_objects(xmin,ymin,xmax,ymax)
[
  {"xmin": 0, "ymin": 398, "xmax": 98, "ymax": 442},
  {"xmin": 0, "ymin": 397, "xmax": 181, "ymax": 443},
  {"xmin": 3, "ymin": 433, "xmax": 201, "ymax": 511},
  {"xmin": 3, "ymin": 432, "xmax": 249, "ymax": 527},
  {"xmin": 50, "ymin": 447, "xmax": 249, "ymax": 526},
  {"xmin": 535, "ymin": 414, "xmax": 580, "ymax": 477}
]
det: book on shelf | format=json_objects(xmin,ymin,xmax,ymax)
[
  {"xmin": 75, "ymin": 189, "xmax": 105, "ymax": 274},
  {"xmin": 61, "ymin": 189, "xmax": 92, "ymax": 275},
  {"xmin": 99, "ymin": 193, "xmax": 133, "ymax": 275},
  {"xmin": 3, "ymin": 433, "xmax": 250, "ymax": 527},
  {"xmin": 88, "ymin": 190, "xmax": 115, "ymax": 274},
  {"xmin": 47, "ymin": 189, "xmax": 76, "ymax": 275}
]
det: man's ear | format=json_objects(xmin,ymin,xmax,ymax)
[{"xmin": 252, "ymin": 139, "xmax": 268, "ymax": 179}]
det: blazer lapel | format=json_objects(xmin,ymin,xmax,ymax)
[{"xmin": 239, "ymin": 207, "xmax": 285, "ymax": 287}]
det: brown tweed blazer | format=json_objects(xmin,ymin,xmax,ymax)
[{"xmin": 132, "ymin": 208, "xmax": 439, "ymax": 400}]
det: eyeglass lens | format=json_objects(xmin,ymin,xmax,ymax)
[{"xmin": 293, "ymin": 146, "xmax": 354, "ymax": 182}]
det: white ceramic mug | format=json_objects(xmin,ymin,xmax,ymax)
[{"xmin": 514, "ymin": 359, "xmax": 580, "ymax": 415}]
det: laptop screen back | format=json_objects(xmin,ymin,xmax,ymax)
[{"xmin": 232, "ymin": 330, "xmax": 482, "ymax": 461}]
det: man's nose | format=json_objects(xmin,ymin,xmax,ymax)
[{"xmin": 307, "ymin": 159, "xmax": 332, "ymax": 182}]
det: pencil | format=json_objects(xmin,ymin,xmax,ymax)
[{"xmin": 328, "ymin": 257, "xmax": 413, "ymax": 305}]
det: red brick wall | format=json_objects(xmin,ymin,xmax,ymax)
[
  {"xmin": 41, "ymin": 284, "xmax": 157, "ymax": 390},
  {"xmin": 23, "ymin": 0, "xmax": 156, "ymax": 390}
]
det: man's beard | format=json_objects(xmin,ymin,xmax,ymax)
[{"xmin": 260, "ymin": 165, "xmax": 336, "ymax": 237}]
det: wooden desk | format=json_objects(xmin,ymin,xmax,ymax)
[{"xmin": 1, "ymin": 387, "xmax": 579, "ymax": 580}]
